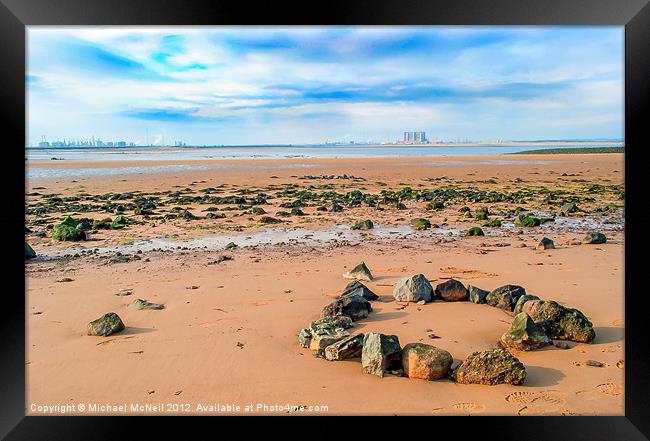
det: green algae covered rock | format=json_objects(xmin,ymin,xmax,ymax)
[
  {"xmin": 515, "ymin": 215, "xmax": 541, "ymax": 227},
  {"xmin": 111, "ymin": 215, "xmax": 127, "ymax": 229},
  {"xmin": 522, "ymin": 299, "xmax": 595, "ymax": 343},
  {"xmin": 260, "ymin": 216, "xmax": 282, "ymax": 224},
  {"xmin": 401, "ymin": 343, "xmax": 453, "ymax": 380},
  {"xmin": 351, "ymin": 219, "xmax": 374, "ymax": 230},
  {"xmin": 410, "ymin": 218, "xmax": 431, "ymax": 230},
  {"xmin": 466, "ymin": 227, "xmax": 485, "ymax": 236},
  {"xmin": 500, "ymin": 312, "xmax": 552, "ymax": 351},
  {"xmin": 484, "ymin": 219, "xmax": 502, "ymax": 227},
  {"xmin": 225, "ymin": 242, "xmax": 237, "ymax": 250},
  {"xmin": 52, "ymin": 218, "xmax": 86, "ymax": 241},
  {"xmin": 87, "ymin": 312, "xmax": 125, "ymax": 336},
  {"xmin": 362, "ymin": 333, "xmax": 402, "ymax": 378},
  {"xmin": 452, "ymin": 348, "xmax": 526, "ymax": 385}
]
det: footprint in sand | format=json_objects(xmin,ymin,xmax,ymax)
[
  {"xmin": 507, "ymin": 390, "xmax": 566, "ymax": 415},
  {"xmin": 451, "ymin": 402, "xmax": 486, "ymax": 414},
  {"xmin": 596, "ymin": 383, "xmax": 623, "ymax": 396},
  {"xmin": 506, "ymin": 390, "xmax": 565, "ymax": 405}
]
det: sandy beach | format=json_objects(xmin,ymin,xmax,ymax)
[{"xmin": 25, "ymin": 153, "xmax": 625, "ymax": 415}]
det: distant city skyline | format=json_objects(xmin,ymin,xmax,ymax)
[{"xmin": 27, "ymin": 27, "xmax": 624, "ymax": 146}]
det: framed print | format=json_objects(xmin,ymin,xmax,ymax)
[{"xmin": 2, "ymin": 0, "xmax": 649, "ymax": 438}]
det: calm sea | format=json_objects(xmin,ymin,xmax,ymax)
[{"xmin": 25, "ymin": 143, "xmax": 622, "ymax": 179}]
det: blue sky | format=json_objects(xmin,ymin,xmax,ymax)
[{"xmin": 27, "ymin": 27, "xmax": 623, "ymax": 145}]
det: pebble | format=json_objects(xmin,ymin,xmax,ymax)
[{"xmin": 585, "ymin": 360, "xmax": 604, "ymax": 367}]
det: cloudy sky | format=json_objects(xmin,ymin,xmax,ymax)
[{"xmin": 27, "ymin": 27, "xmax": 623, "ymax": 146}]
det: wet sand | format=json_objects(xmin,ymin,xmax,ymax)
[{"xmin": 25, "ymin": 154, "xmax": 624, "ymax": 415}]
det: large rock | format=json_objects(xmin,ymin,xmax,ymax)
[
  {"xmin": 25, "ymin": 242, "xmax": 37, "ymax": 259},
  {"xmin": 435, "ymin": 279, "xmax": 469, "ymax": 302},
  {"xmin": 486, "ymin": 285, "xmax": 526, "ymax": 311},
  {"xmin": 401, "ymin": 343, "xmax": 453, "ymax": 380},
  {"xmin": 324, "ymin": 333, "xmax": 365, "ymax": 361},
  {"xmin": 468, "ymin": 285, "xmax": 489, "ymax": 304},
  {"xmin": 342, "ymin": 262, "xmax": 374, "ymax": 282},
  {"xmin": 309, "ymin": 327, "xmax": 350, "ymax": 356},
  {"xmin": 393, "ymin": 274, "xmax": 433, "ymax": 302},
  {"xmin": 361, "ymin": 333, "xmax": 402, "ymax": 378},
  {"xmin": 583, "ymin": 232, "xmax": 607, "ymax": 244},
  {"xmin": 340, "ymin": 281, "xmax": 379, "ymax": 301},
  {"xmin": 321, "ymin": 294, "xmax": 372, "ymax": 321},
  {"xmin": 452, "ymin": 348, "xmax": 526, "ymax": 385},
  {"xmin": 87, "ymin": 312, "xmax": 125, "ymax": 336},
  {"xmin": 513, "ymin": 294, "xmax": 541, "ymax": 314},
  {"xmin": 500, "ymin": 312, "xmax": 552, "ymax": 351},
  {"xmin": 299, "ymin": 316, "xmax": 353, "ymax": 349},
  {"xmin": 522, "ymin": 300, "xmax": 595, "ymax": 342}
]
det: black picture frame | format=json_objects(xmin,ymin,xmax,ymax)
[{"xmin": 2, "ymin": 0, "xmax": 648, "ymax": 438}]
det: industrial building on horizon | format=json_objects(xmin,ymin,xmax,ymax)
[{"xmin": 402, "ymin": 131, "xmax": 429, "ymax": 144}]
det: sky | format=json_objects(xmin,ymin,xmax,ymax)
[{"xmin": 27, "ymin": 26, "xmax": 624, "ymax": 146}]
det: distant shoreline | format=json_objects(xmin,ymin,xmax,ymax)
[
  {"xmin": 511, "ymin": 146, "xmax": 625, "ymax": 155},
  {"xmin": 25, "ymin": 140, "xmax": 624, "ymax": 150}
]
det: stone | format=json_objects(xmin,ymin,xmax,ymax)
[
  {"xmin": 131, "ymin": 299, "xmax": 165, "ymax": 310},
  {"xmin": 513, "ymin": 294, "xmax": 541, "ymax": 314},
  {"xmin": 500, "ymin": 312, "xmax": 552, "ymax": 351},
  {"xmin": 309, "ymin": 327, "xmax": 350, "ymax": 356},
  {"xmin": 260, "ymin": 216, "xmax": 282, "ymax": 224},
  {"xmin": 486, "ymin": 285, "xmax": 526, "ymax": 311},
  {"xmin": 586, "ymin": 360, "xmax": 604, "ymax": 367},
  {"xmin": 452, "ymin": 348, "xmax": 526, "ymax": 385},
  {"xmin": 410, "ymin": 218, "xmax": 431, "ymax": 230},
  {"xmin": 361, "ymin": 333, "xmax": 402, "ymax": 378},
  {"xmin": 468, "ymin": 285, "xmax": 490, "ymax": 304},
  {"xmin": 321, "ymin": 294, "xmax": 372, "ymax": 321},
  {"xmin": 401, "ymin": 343, "xmax": 453, "ymax": 380},
  {"xmin": 555, "ymin": 341, "xmax": 570, "ymax": 349},
  {"xmin": 435, "ymin": 279, "xmax": 469, "ymax": 302},
  {"xmin": 583, "ymin": 232, "xmax": 607, "ymax": 244},
  {"xmin": 52, "ymin": 221, "xmax": 86, "ymax": 241},
  {"xmin": 484, "ymin": 219, "xmax": 502, "ymax": 227},
  {"xmin": 298, "ymin": 328, "xmax": 312, "ymax": 348},
  {"xmin": 111, "ymin": 215, "xmax": 127, "ymax": 229},
  {"xmin": 225, "ymin": 242, "xmax": 237, "ymax": 249},
  {"xmin": 523, "ymin": 300, "xmax": 595, "ymax": 343},
  {"xmin": 537, "ymin": 237, "xmax": 555, "ymax": 250},
  {"xmin": 466, "ymin": 227, "xmax": 485, "ymax": 236},
  {"xmin": 25, "ymin": 242, "xmax": 37, "ymax": 259},
  {"xmin": 351, "ymin": 220, "xmax": 374, "ymax": 230},
  {"xmin": 342, "ymin": 262, "xmax": 374, "ymax": 282},
  {"xmin": 324, "ymin": 334, "xmax": 365, "ymax": 361},
  {"xmin": 393, "ymin": 274, "xmax": 433, "ymax": 302},
  {"xmin": 560, "ymin": 202, "xmax": 578, "ymax": 216},
  {"xmin": 87, "ymin": 312, "xmax": 125, "ymax": 336},
  {"xmin": 340, "ymin": 281, "xmax": 379, "ymax": 301},
  {"xmin": 514, "ymin": 215, "xmax": 541, "ymax": 227}
]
